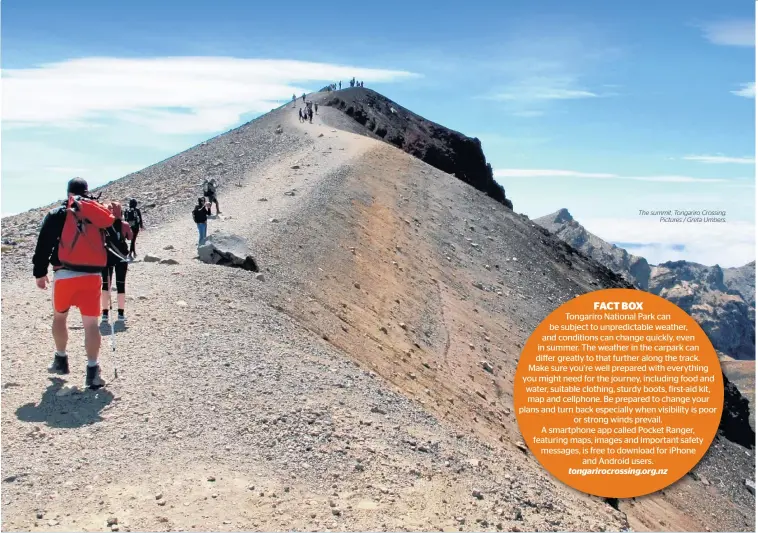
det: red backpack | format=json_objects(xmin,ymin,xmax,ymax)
[{"xmin": 58, "ymin": 196, "xmax": 115, "ymax": 270}]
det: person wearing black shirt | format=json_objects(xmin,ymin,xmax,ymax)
[{"xmin": 192, "ymin": 197, "xmax": 212, "ymax": 245}]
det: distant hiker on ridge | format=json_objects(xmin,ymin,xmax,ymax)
[
  {"xmin": 315, "ymin": 103, "xmax": 319, "ymax": 114},
  {"xmin": 193, "ymin": 197, "xmax": 212, "ymax": 246},
  {"xmin": 339, "ymin": 81, "xmax": 342, "ymax": 90},
  {"xmin": 302, "ymin": 93, "xmax": 306, "ymax": 102},
  {"xmin": 101, "ymin": 201, "xmax": 133, "ymax": 325},
  {"xmin": 124, "ymin": 198, "xmax": 144, "ymax": 259},
  {"xmin": 203, "ymin": 176, "xmax": 221, "ymax": 215},
  {"xmin": 32, "ymin": 177, "xmax": 114, "ymax": 390}
]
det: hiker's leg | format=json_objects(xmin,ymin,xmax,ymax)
[
  {"xmin": 51, "ymin": 277, "xmax": 71, "ymax": 352},
  {"xmin": 116, "ymin": 263, "xmax": 127, "ymax": 313},
  {"xmin": 82, "ymin": 315, "xmax": 101, "ymax": 363},
  {"xmin": 197, "ymin": 223, "xmax": 207, "ymax": 245},
  {"xmin": 52, "ymin": 311, "xmax": 69, "ymax": 353},
  {"xmin": 101, "ymin": 267, "xmax": 111, "ymax": 313},
  {"xmin": 130, "ymin": 226, "xmax": 139, "ymax": 255},
  {"xmin": 214, "ymin": 198, "xmax": 220, "ymax": 214}
]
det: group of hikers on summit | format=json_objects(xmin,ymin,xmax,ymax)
[
  {"xmin": 31, "ymin": 174, "xmax": 226, "ymax": 389},
  {"xmin": 291, "ymin": 80, "xmax": 365, "ymax": 122},
  {"xmin": 321, "ymin": 78, "xmax": 364, "ymax": 91}
]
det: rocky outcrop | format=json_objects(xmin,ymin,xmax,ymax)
[
  {"xmin": 197, "ymin": 231, "xmax": 259, "ymax": 272},
  {"xmin": 725, "ymin": 261, "xmax": 756, "ymax": 308},
  {"xmin": 720, "ymin": 370, "xmax": 756, "ymax": 448},
  {"xmin": 534, "ymin": 209, "xmax": 651, "ymax": 289},
  {"xmin": 315, "ymin": 88, "xmax": 512, "ymax": 209},
  {"xmin": 649, "ymin": 261, "xmax": 755, "ymax": 360}
]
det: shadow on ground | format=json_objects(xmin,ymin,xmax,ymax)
[{"xmin": 15, "ymin": 378, "xmax": 113, "ymax": 428}]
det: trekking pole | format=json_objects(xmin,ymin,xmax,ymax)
[
  {"xmin": 106, "ymin": 244, "xmax": 130, "ymax": 380},
  {"xmin": 108, "ymin": 266, "xmax": 117, "ymax": 379}
]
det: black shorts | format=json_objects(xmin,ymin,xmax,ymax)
[{"xmin": 205, "ymin": 192, "xmax": 217, "ymax": 202}]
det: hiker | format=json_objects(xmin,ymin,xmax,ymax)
[
  {"xmin": 101, "ymin": 201, "xmax": 133, "ymax": 324},
  {"xmin": 299, "ymin": 108, "xmax": 304, "ymax": 123},
  {"xmin": 302, "ymin": 93, "xmax": 306, "ymax": 102},
  {"xmin": 315, "ymin": 103, "xmax": 319, "ymax": 114},
  {"xmin": 193, "ymin": 197, "xmax": 212, "ymax": 246},
  {"xmin": 32, "ymin": 177, "xmax": 115, "ymax": 389},
  {"xmin": 203, "ymin": 176, "xmax": 220, "ymax": 215},
  {"xmin": 124, "ymin": 198, "xmax": 144, "ymax": 258},
  {"xmin": 292, "ymin": 94, "xmax": 296, "ymax": 107},
  {"xmin": 308, "ymin": 107, "xmax": 313, "ymax": 123},
  {"xmin": 339, "ymin": 81, "xmax": 342, "ymax": 90}
]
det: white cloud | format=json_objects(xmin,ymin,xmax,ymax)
[
  {"xmin": 492, "ymin": 83, "xmax": 598, "ymax": 101},
  {"xmin": 580, "ymin": 216, "xmax": 754, "ymax": 267},
  {"xmin": 700, "ymin": 19, "xmax": 755, "ymax": 47},
  {"xmin": 494, "ymin": 168, "xmax": 729, "ymax": 183},
  {"xmin": 486, "ymin": 74, "xmax": 603, "ymax": 106},
  {"xmin": 2, "ymin": 56, "xmax": 419, "ymax": 133},
  {"xmin": 682, "ymin": 154, "xmax": 755, "ymax": 164},
  {"xmin": 731, "ymin": 82, "xmax": 755, "ymax": 98},
  {"xmin": 480, "ymin": 38, "xmax": 615, "ymax": 115}
]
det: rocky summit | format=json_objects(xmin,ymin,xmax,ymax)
[
  {"xmin": 535, "ymin": 208, "xmax": 651, "ymax": 289},
  {"xmin": 1, "ymin": 90, "xmax": 754, "ymax": 532}
]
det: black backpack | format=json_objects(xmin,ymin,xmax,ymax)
[
  {"xmin": 105, "ymin": 221, "xmax": 130, "ymax": 262},
  {"xmin": 125, "ymin": 207, "xmax": 140, "ymax": 226}
]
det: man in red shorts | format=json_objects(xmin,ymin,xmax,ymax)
[{"xmin": 33, "ymin": 177, "xmax": 115, "ymax": 389}]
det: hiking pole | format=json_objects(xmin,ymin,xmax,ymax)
[
  {"xmin": 108, "ymin": 266, "xmax": 117, "ymax": 380},
  {"xmin": 106, "ymin": 244, "xmax": 130, "ymax": 380}
]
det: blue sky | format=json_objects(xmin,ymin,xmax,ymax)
[{"xmin": 2, "ymin": 0, "xmax": 755, "ymax": 266}]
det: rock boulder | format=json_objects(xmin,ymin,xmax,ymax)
[{"xmin": 197, "ymin": 231, "xmax": 259, "ymax": 272}]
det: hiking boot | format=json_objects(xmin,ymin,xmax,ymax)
[
  {"xmin": 48, "ymin": 354, "xmax": 69, "ymax": 375},
  {"xmin": 85, "ymin": 364, "xmax": 106, "ymax": 390},
  {"xmin": 101, "ymin": 313, "xmax": 109, "ymax": 325},
  {"xmin": 116, "ymin": 313, "xmax": 126, "ymax": 323}
]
